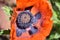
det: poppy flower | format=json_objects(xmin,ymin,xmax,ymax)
[{"xmin": 10, "ymin": 0, "xmax": 53, "ymax": 40}]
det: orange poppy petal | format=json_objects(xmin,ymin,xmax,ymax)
[{"xmin": 10, "ymin": 0, "xmax": 53, "ymax": 40}]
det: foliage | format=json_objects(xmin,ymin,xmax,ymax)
[{"xmin": 0, "ymin": 30, "xmax": 4, "ymax": 35}]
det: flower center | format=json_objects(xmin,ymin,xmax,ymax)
[{"xmin": 21, "ymin": 13, "xmax": 30, "ymax": 23}]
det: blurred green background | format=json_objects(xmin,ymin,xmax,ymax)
[
  {"xmin": 47, "ymin": 0, "xmax": 60, "ymax": 40},
  {"xmin": 0, "ymin": 0, "xmax": 60, "ymax": 40}
]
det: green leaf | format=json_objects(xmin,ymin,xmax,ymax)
[
  {"xmin": 55, "ymin": 2, "xmax": 60, "ymax": 10},
  {"xmin": 52, "ymin": 10, "xmax": 60, "ymax": 23},
  {"xmin": 2, "ymin": 6, "xmax": 11, "ymax": 17},
  {"xmin": 0, "ymin": 30, "xmax": 4, "ymax": 35},
  {"xmin": 54, "ymin": 33, "xmax": 60, "ymax": 39}
]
